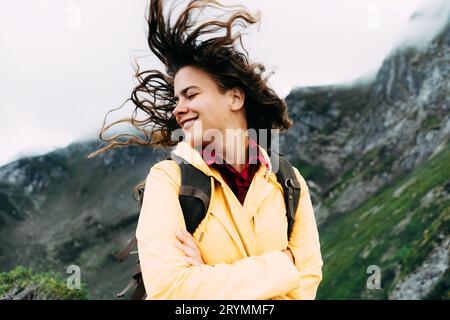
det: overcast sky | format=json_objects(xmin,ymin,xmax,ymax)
[{"xmin": 1, "ymin": 0, "xmax": 449, "ymax": 166}]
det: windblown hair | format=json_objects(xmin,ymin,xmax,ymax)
[{"xmin": 88, "ymin": 0, "xmax": 293, "ymax": 161}]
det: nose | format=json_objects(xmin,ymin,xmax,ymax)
[{"xmin": 173, "ymin": 99, "xmax": 189, "ymax": 122}]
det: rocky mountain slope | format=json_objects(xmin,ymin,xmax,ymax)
[
  {"xmin": 0, "ymin": 141, "xmax": 168, "ymax": 299},
  {"xmin": 282, "ymin": 19, "xmax": 450, "ymax": 225},
  {"xmin": 281, "ymin": 17, "xmax": 450, "ymax": 299}
]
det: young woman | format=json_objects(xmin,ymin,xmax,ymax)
[{"xmin": 89, "ymin": 0, "xmax": 323, "ymax": 299}]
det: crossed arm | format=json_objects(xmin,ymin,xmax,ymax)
[{"xmin": 174, "ymin": 228, "xmax": 295, "ymax": 266}]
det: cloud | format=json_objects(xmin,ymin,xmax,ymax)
[{"xmin": 395, "ymin": 0, "xmax": 450, "ymax": 50}]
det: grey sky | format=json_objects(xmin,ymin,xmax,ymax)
[{"xmin": 0, "ymin": 0, "xmax": 448, "ymax": 166}]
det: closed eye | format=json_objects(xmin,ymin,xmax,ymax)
[{"xmin": 172, "ymin": 93, "xmax": 198, "ymax": 104}]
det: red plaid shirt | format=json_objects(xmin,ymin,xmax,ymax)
[{"xmin": 201, "ymin": 139, "xmax": 269, "ymax": 205}]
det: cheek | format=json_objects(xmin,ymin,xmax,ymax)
[
  {"xmin": 197, "ymin": 96, "xmax": 229, "ymax": 128},
  {"xmin": 209, "ymin": 104, "xmax": 229, "ymax": 123}
]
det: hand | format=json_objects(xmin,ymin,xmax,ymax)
[
  {"xmin": 282, "ymin": 248, "xmax": 295, "ymax": 264},
  {"xmin": 174, "ymin": 229, "xmax": 205, "ymax": 266}
]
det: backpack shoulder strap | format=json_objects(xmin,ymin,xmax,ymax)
[
  {"xmin": 271, "ymin": 151, "xmax": 302, "ymax": 239},
  {"xmin": 169, "ymin": 153, "xmax": 212, "ymax": 234},
  {"xmin": 133, "ymin": 153, "xmax": 212, "ymax": 235}
]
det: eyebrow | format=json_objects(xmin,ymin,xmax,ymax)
[{"xmin": 174, "ymin": 85, "xmax": 200, "ymax": 98}]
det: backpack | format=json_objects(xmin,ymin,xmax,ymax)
[{"xmin": 114, "ymin": 150, "xmax": 301, "ymax": 300}]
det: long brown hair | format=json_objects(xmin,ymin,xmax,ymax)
[{"xmin": 87, "ymin": 0, "xmax": 293, "ymax": 161}]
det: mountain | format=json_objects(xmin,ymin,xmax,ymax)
[
  {"xmin": 1, "ymin": 15, "xmax": 449, "ymax": 300},
  {"xmin": 0, "ymin": 141, "xmax": 168, "ymax": 299},
  {"xmin": 281, "ymin": 16, "xmax": 450, "ymax": 299},
  {"xmin": 282, "ymin": 18, "xmax": 450, "ymax": 225}
]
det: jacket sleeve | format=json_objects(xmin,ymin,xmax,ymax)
[
  {"xmin": 136, "ymin": 161, "xmax": 302, "ymax": 300},
  {"xmin": 285, "ymin": 168, "xmax": 323, "ymax": 300}
]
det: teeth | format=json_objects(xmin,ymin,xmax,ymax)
[{"xmin": 183, "ymin": 118, "xmax": 197, "ymax": 128}]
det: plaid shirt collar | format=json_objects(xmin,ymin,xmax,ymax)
[{"xmin": 200, "ymin": 138, "xmax": 269, "ymax": 204}]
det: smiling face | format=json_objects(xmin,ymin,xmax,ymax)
[{"xmin": 173, "ymin": 65, "xmax": 247, "ymax": 149}]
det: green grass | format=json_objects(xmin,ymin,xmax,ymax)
[
  {"xmin": 317, "ymin": 143, "xmax": 450, "ymax": 299},
  {"xmin": 0, "ymin": 265, "xmax": 89, "ymax": 300},
  {"xmin": 293, "ymin": 158, "xmax": 331, "ymax": 184},
  {"xmin": 421, "ymin": 115, "xmax": 441, "ymax": 130}
]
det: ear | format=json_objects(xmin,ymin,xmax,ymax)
[{"xmin": 229, "ymin": 87, "xmax": 245, "ymax": 111}]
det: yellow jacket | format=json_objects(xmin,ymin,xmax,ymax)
[{"xmin": 136, "ymin": 141, "xmax": 323, "ymax": 300}]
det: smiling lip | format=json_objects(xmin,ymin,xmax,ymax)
[{"xmin": 180, "ymin": 117, "xmax": 199, "ymax": 128}]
